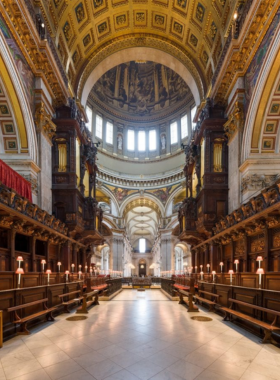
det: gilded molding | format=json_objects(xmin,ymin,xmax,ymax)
[
  {"xmin": 35, "ymin": 102, "xmax": 56, "ymax": 142},
  {"xmin": 224, "ymin": 100, "xmax": 244, "ymax": 141}
]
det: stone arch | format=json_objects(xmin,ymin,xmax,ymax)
[{"xmin": 79, "ymin": 46, "xmax": 202, "ymax": 108}]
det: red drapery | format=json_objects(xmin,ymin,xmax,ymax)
[{"xmin": 0, "ymin": 159, "xmax": 32, "ymax": 202}]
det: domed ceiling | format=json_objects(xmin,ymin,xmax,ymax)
[{"xmin": 90, "ymin": 61, "xmax": 193, "ymax": 121}]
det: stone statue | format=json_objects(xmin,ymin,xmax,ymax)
[
  {"xmin": 161, "ymin": 134, "xmax": 166, "ymax": 150},
  {"xmin": 117, "ymin": 134, "xmax": 122, "ymax": 150}
]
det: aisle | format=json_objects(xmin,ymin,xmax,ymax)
[{"xmin": 0, "ymin": 289, "xmax": 280, "ymax": 380}]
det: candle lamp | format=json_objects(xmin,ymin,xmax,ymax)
[
  {"xmin": 65, "ymin": 270, "xmax": 69, "ymax": 282},
  {"xmin": 16, "ymin": 268, "xmax": 24, "ymax": 288},
  {"xmin": 57, "ymin": 262, "xmax": 61, "ymax": 272},
  {"xmin": 228, "ymin": 269, "xmax": 234, "ymax": 285},
  {"xmin": 219, "ymin": 262, "xmax": 224, "ymax": 273},
  {"xmin": 71, "ymin": 263, "xmax": 75, "ymax": 273},
  {"xmin": 212, "ymin": 271, "xmax": 216, "ymax": 282},
  {"xmin": 78, "ymin": 270, "xmax": 82, "ymax": 280},
  {"xmin": 195, "ymin": 266, "xmax": 197, "ymax": 273},
  {"xmin": 234, "ymin": 259, "xmax": 239, "ymax": 272},
  {"xmin": 207, "ymin": 264, "xmax": 210, "ymax": 273},
  {"xmin": 200, "ymin": 271, "xmax": 204, "ymax": 281},
  {"xmin": 16, "ymin": 256, "xmax": 23, "ymax": 268},
  {"xmin": 256, "ymin": 256, "xmax": 263, "ymax": 268},
  {"xmin": 90, "ymin": 268, "xmax": 93, "ymax": 277},
  {"xmin": 79, "ymin": 264, "xmax": 82, "ymax": 271},
  {"xmin": 256, "ymin": 268, "xmax": 264, "ymax": 288},
  {"xmin": 85, "ymin": 265, "xmax": 88, "ymax": 273},
  {"xmin": 200, "ymin": 265, "xmax": 203, "ymax": 271},
  {"xmin": 46, "ymin": 269, "xmax": 51, "ymax": 285},
  {"xmin": 41, "ymin": 259, "xmax": 46, "ymax": 272}
]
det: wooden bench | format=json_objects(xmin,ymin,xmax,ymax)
[
  {"xmin": 76, "ymin": 290, "xmax": 99, "ymax": 314},
  {"xmin": 7, "ymin": 298, "xmax": 56, "ymax": 335},
  {"xmin": 87, "ymin": 277, "xmax": 108, "ymax": 293},
  {"xmin": 195, "ymin": 290, "xmax": 220, "ymax": 312},
  {"xmin": 58, "ymin": 290, "xmax": 83, "ymax": 313},
  {"xmin": 178, "ymin": 289, "xmax": 199, "ymax": 312},
  {"xmin": 220, "ymin": 298, "xmax": 280, "ymax": 344}
]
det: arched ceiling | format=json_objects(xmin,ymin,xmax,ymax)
[
  {"xmin": 123, "ymin": 198, "xmax": 161, "ymax": 249},
  {"xmin": 44, "ymin": 0, "xmax": 237, "ymax": 102}
]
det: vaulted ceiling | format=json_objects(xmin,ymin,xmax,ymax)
[{"xmin": 40, "ymin": 0, "xmax": 237, "ymax": 101}]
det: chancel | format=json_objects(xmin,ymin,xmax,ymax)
[{"xmin": 0, "ymin": 0, "xmax": 280, "ymax": 379}]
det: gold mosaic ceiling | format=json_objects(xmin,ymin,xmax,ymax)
[{"xmin": 41, "ymin": 0, "xmax": 236, "ymax": 100}]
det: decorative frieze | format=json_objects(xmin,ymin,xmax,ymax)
[{"xmin": 241, "ymin": 174, "xmax": 278, "ymax": 193}]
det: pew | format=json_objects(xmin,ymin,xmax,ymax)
[
  {"xmin": 7, "ymin": 298, "xmax": 56, "ymax": 335},
  {"xmin": 76, "ymin": 289, "xmax": 99, "ymax": 314},
  {"xmin": 195, "ymin": 290, "xmax": 220, "ymax": 312},
  {"xmin": 87, "ymin": 277, "xmax": 108, "ymax": 293},
  {"xmin": 58, "ymin": 290, "xmax": 83, "ymax": 313},
  {"xmin": 220, "ymin": 298, "xmax": 280, "ymax": 344},
  {"xmin": 178, "ymin": 289, "xmax": 199, "ymax": 312}
]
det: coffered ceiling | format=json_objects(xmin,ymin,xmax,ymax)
[{"xmin": 38, "ymin": 0, "xmax": 237, "ymax": 101}]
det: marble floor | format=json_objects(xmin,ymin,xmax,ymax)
[{"xmin": 1, "ymin": 289, "xmax": 280, "ymax": 380}]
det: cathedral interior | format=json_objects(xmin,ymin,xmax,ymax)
[{"xmin": 0, "ymin": 0, "xmax": 280, "ymax": 379}]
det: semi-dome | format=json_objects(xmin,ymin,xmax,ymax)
[{"xmin": 90, "ymin": 61, "xmax": 194, "ymax": 122}]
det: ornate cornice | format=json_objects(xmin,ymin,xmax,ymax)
[
  {"xmin": 35, "ymin": 102, "xmax": 56, "ymax": 142},
  {"xmin": 224, "ymin": 100, "xmax": 244, "ymax": 141}
]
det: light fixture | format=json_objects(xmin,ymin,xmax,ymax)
[
  {"xmin": 16, "ymin": 268, "xmax": 24, "ymax": 288},
  {"xmin": 16, "ymin": 256, "xmax": 23, "ymax": 268},
  {"xmin": 256, "ymin": 268, "xmax": 264, "ymax": 288},
  {"xmin": 41, "ymin": 259, "xmax": 46, "ymax": 272},
  {"xmin": 65, "ymin": 270, "xmax": 69, "ymax": 282},
  {"xmin": 212, "ymin": 271, "xmax": 216, "ymax": 282},
  {"xmin": 207, "ymin": 263, "xmax": 210, "ymax": 273},
  {"xmin": 46, "ymin": 269, "xmax": 51, "ymax": 285},
  {"xmin": 57, "ymin": 262, "xmax": 61, "ymax": 272},
  {"xmin": 234, "ymin": 259, "xmax": 239, "ymax": 272},
  {"xmin": 256, "ymin": 256, "xmax": 263, "ymax": 268},
  {"xmin": 219, "ymin": 262, "xmax": 224, "ymax": 273},
  {"xmin": 228, "ymin": 269, "xmax": 234, "ymax": 285},
  {"xmin": 200, "ymin": 271, "xmax": 204, "ymax": 280}
]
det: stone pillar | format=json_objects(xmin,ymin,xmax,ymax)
[{"xmin": 112, "ymin": 235, "xmax": 123, "ymax": 271}]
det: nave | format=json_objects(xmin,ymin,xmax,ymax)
[{"xmin": 1, "ymin": 290, "xmax": 280, "ymax": 380}]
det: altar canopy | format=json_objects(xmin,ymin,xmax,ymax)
[{"xmin": 0, "ymin": 159, "xmax": 32, "ymax": 201}]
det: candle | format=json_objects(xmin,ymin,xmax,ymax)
[
  {"xmin": 200, "ymin": 271, "xmax": 204, "ymax": 280},
  {"xmin": 234, "ymin": 259, "xmax": 239, "ymax": 272},
  {"xmin": 57, "ymin": 262, "xmax": 61, "ymax": 272},
  {"xmin": 71, "ymin": 263, "xmax": 75, "ymax": 273},
  {"xmin": 17, "ymin": 256, "xmax": 23, "ymax": 268},
  {"xmin": 207, "ymin": 264, "xmax": 210, "ymax": 273},
  {"xmin": 46, "ymin": 269, "xmax": 51, "ymax": 285},
  {"xmin": 195, "ymin": 266, "xmax": 197, "ymax": 273},
  {"xmin": 16, "ymin": 268, "xmax": 24, "ymax": 288},
  {"xmin": 200, "ymin": 265, "xmax": 203, "ymax": 271},
  {"xmin": 228, "ymin": 270, "xmax": 234, "ymax": 285},
  {"xmin": 78, "ymin": 271, "xmax": 82, "ymax": 280},
  {"xmin": 212, "ymin": 271, "xmax": 216, "ymax": 282},
  {"xmin": 79, "ymin": 264, "xmax": 82, "ymax": 271},
  {"xmin": 65, "ymin": 270, "xmax": 69, "ymax": 282},
  {"xmin": 41, "ymin": 259, "xmax": 46, "ymax": 272},
  {"xmin": 256, "ymin": 268, "xmax": 264, "ymax": 288},
  {"xmin": 219, "ymin": 262, "xmax": 224, "ymax": 273},
  {"xmin": 256, "ymin": 256, "xmax": 263, "ymax": 268}
]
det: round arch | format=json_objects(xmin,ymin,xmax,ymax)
[
  {"xmin": 0, "ymin": 33, "xmax": 37, "ymax": 163},
  {"xmin": 80, "ymin": 47, "xmax": 202, "ymax": 108}
]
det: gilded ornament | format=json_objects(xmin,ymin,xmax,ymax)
[
  {"xmin": 190, "ymin": 34, "xmax": 198, "ymax": 47},
  {"xmin": 202, "ymin": 51, "xmax": 208, "ymax": 64},
  {"xmin": 155, "ymin": 15, "xmax": 164, "ymax": 25},
  {"xmin": 98, "ymin": 22, "xmax": 108, "ymax": 34},
  {"xmin": 196, "ymin": 3, "xmax": 205, "ymax": 22},
  {"xmin": 93, "ymin": 0, "xmax": 103, "ymax": 8},
  {"xmin": 34, "ymin": 102, "xmax": 56, "ymax": 141},
  {"xmin": 63, "ymin": 21, "xmax": 72, "ymax": 41},
  {"xmin": 210, "ymin": 21, "xmax": 217, "ymax": 40},
  {"xmin": 177, "ymin": 0, "xmax": 187, "ymax": 8},
  {"xmin": 136, "ymin": 13, "xmax": 145, "ymax": 22},
  {"xmin": 273, "ymin": 234, "xmax": 280, "ymax": 248},
  {"xmin": 116, "ymin": 15, "xmax": 126, "ymax": 25},
  {"xmin": 75, "ymin": 3, "xmax": 85, "ymax": 23},
  {"xmin": 173, "ymin": 22, "xmax": 183, "ymax": 34},
  {"xmin": 251, "ymin": 238, "xmax": 265, "ymax": 252},
  {"xmin": 83, "ymin": 34, "xmax": 91, "ymax": 47}
]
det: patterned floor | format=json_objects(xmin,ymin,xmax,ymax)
[{"xmin": 1, "ymin": 289, "xmax": 280, "ymax": 380}]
